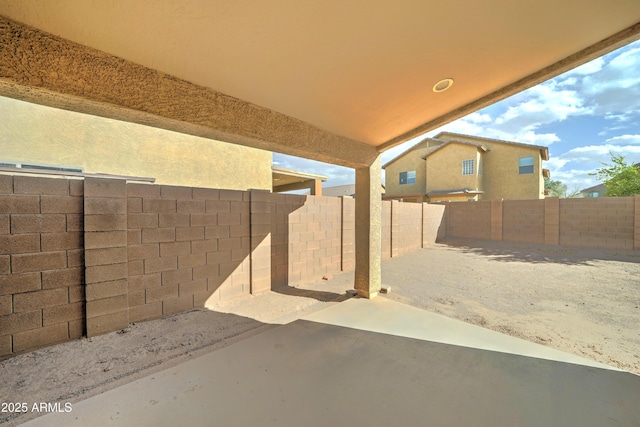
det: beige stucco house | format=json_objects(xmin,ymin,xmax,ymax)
[
  {"xmin": 383, "ymin": 132, "xmax": 550, "ymax": 202},
  {"xmin": 0, "ymin": 96, "xmax": 273, "ymax": 191}
]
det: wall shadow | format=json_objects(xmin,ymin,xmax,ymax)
[
  {"xmin": 268, "ymin": 193, "xmax": 351, "ymax": 302},
  {"xmin": 272, "ymin": 285, "xmax": 349, "ymax": 302},
  {"xmin": 438, "ymin": 238, "xmax": 640, "ymax": 265}
]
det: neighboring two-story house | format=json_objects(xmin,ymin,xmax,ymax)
[{"xmin": 383, "ymin": 132, "xmax": 549, "ymax": 202}]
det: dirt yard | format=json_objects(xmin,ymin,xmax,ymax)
[
  {"xmin": 1, "ymin": 238, "xmax": 639, "ymax": 425},
  {"xmin": 383, "ymin": 239, "xmax": 640, "ymax": 375}
]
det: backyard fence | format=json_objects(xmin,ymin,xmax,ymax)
[
  {"xmin": 2, "ymin": 172, "xmax": 639, "ymax": 359},
  {"xmin": 445, "ymin": 196, "xmax": 640, "ymax": 251}
]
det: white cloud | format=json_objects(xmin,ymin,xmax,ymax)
[
  {"xmin": 432, "ymin": 117, "xmax": 489, "ymax": 136},
  {"xmin": 492, "ymin": 82, "xmax": 589, "ymax": 134},
  {"xmin": 565, "ymin": 57, "xmax": 605, "ymax": 77},
  {"xmin": 551, "ymin": 144, "xmax": 640, "ymax": 177},
  {"xmin": 543, "ymin": 157, "xmax": 570, "ymax": 171},
  {"xmin": 465, "ymin": 112, "xmax": 492, "ymax": 124},
  {"xmin": 569, "ymin": 144, "xmax": 640, "ymax": 157},
  {"xmin": 603, "ymin": 134, "xmax": 640, "ymax": 145},
  {"xmin": 544, "ymin": 137, "xmax": 640, "ymax": 190},
  {"xmin": 550, "ymin": 169, "xmax": 598, "ymax": 191},
  {"xmin": 580, "ymin": 45, "xmax": 640, "ymax": 116},
  {"xmin": 511, "ymin": 131, "xmax": 559, "ymax": 146},
  {"xmin": 556, "ymin": 76, "xmax": 578, "ymax": 87}
]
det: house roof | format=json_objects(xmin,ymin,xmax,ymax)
[
  {"xmin": 1, "ymin": 2, "xmax": 638, "ymax": 168},
  {"xmin": 435, "ymin": 132, "xmax": 550, "ymax": 160},
  {"xmin": 580, "ymin": 183, "xmax": 608, "ymax": 194},
  {"xmin": 381, "ymin": 138, "xmax": 442, "ymax": 169},
  {"xmin": 383, "ymin": 131, "xmax": 547, "ymax": 169},
  {"xmin": 422, "ymin": 140, "xmax": 489, "ymax": 160}
]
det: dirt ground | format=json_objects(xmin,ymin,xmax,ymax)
[
  {"xmin": 1, "ymin": 238, "xmax": 639, "ymax": 425},
  {"xmin": 383, "ymin": 239, "xmax": 640, "ymax": 375}
]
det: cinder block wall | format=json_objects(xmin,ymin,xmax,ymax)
[
  {"xmin": 441, "ymin": 196, "xmax": 640, "ymax": 251},
  {"xmin": 267, "ymin": 193, "xmax": 297, "ymax": 289},
  {"xmin": 559, "ymin": 197, "xmax": 635, "ymax": 250},
  {"xmin": 381, "ymin": 201, "xmax": 392, "ymax": 258},
  {"xmin": 390, "ymin": 201, "xmax": 423, "ymax": 257},
  {"xmin": 1, "ymin": 176, "xmax": 84, "ymax": 358},
  {"xmin": 447, "ymin": 201, "xmax": 492, "ymax": 239},
  {"xmin": 84, "ymin": 178, "xmax": 129, "ymax": 337},
  {"xmin": 126, "ymin": 184, "xmax": 252, "ymax": 323},
  {"xmin": 502, "ymin": 199, "xmax": 545, "ymax": 243},
  {"xmin": 289, "ymin": 196, "xmax": 343, "ymax": 285},
  {"xmin": 1, "ymin": 175, "xmax": 446, "ymax": 358},
  {"xmin": 423, "ymin": 203, "xmax": 446, "ymax": 245},
  {"xmin": 341, "ymin": 198, "xmax": 355, "ymax": 271},
  {"xmin": 5, "ymin": 173, "xmax": 639, "ymax": 360}
]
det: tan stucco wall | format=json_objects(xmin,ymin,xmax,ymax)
[
  {"xmin": 0, "ymin": 96, "xmax": 272, "ymax": 190},
  {"xmin": 426, "ymin": 144, "xmax": 480, "ymax": 193},
  {"xmin": 480, "ymin": 144, "xmax": 543, "ymax": 200},
  {"xmin": 438, "ymin": 134, "xmax": 544, "ymax": 200},
  {"xmin": 384, "ymin": 140, "xmax": 442, "ymax": 196}
]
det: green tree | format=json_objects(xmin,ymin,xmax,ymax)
[
  {"xmin": 544, "ymin": 177, "xmax": 568, "ymax": 198},
  {"xmin": 592, "ymin": 153, "xmax": 640, "ymax": 196}
]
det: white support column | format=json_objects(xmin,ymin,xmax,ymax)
[{"xmin": 354, "ymin": 155, "xmax": 382, "ymax": 298}]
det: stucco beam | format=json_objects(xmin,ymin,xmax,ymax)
[
  {"xmin": 376, "ymin": 21, "xmax": 640, "ymax": 153},
  {"xmin": 0, "ymin": 16, "xmax": 378, "ymax": 169}
]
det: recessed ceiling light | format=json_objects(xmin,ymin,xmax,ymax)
[{"xmin": 433, "ymin": 78, "xmax": 454, "ymax": 93}]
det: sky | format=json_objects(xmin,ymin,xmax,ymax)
[{"xmin": 273, "ymin": 38, "xmax": 640, "ymax": 193}]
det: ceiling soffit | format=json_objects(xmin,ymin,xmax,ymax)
[{"xmin": 0, "ymin": 1, "xmax": 640, "ymax": 164}]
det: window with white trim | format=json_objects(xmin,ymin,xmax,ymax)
[{"xmin": 462, "ymin": 159, "xmax": 474, "ymax": 175}]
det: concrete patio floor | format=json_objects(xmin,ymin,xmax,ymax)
[{"xmin": 21, "ymin": 298, "xmax": 640, "ymax": 426}]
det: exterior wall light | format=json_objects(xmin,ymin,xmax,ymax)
[{"xmin": 433, "ymin": 78, "xmax": 454, "ymax": 93}]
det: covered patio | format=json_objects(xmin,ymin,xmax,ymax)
[
  {"xmin": 2, "ymin": 1, "xmax": 640, "ymax": 425},
  {"xmin": 19, "ymin": 298, "xmax": 640, "ymax": 426}
]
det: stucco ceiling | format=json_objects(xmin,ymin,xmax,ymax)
[{"xmin": 1, "ymin": 0, "xmax": 640, "ymax": 155}]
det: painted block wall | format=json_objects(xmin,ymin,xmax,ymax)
[
  {"xmin": 1, "ymin": 175, "xmax": 444, "ymax": 359},
  {"xmin": 0, "ymin": 175, "xmax": 85, "ymax": 358},
  {"xmin": 502, "ymin": 199, "xmax": 545, "ymax": 243},
  {"xmin": 12, "ymin": 174, "xmax": 640, "ymax": 358},
  {"xmin": 559, "ymin": 197, "xmax": 635, "ymax": 250},
  {"xmin": 447, "ymin": 201, "xmax": 492, "ymax": 240},
  {"xmin": 444, "ymin": 196, "xmax": 640, "ymax": 251}
]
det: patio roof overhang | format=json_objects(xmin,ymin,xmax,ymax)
[{"xmin": 1, "ymin": 2, "xmax": 639, "ymax": 167}]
